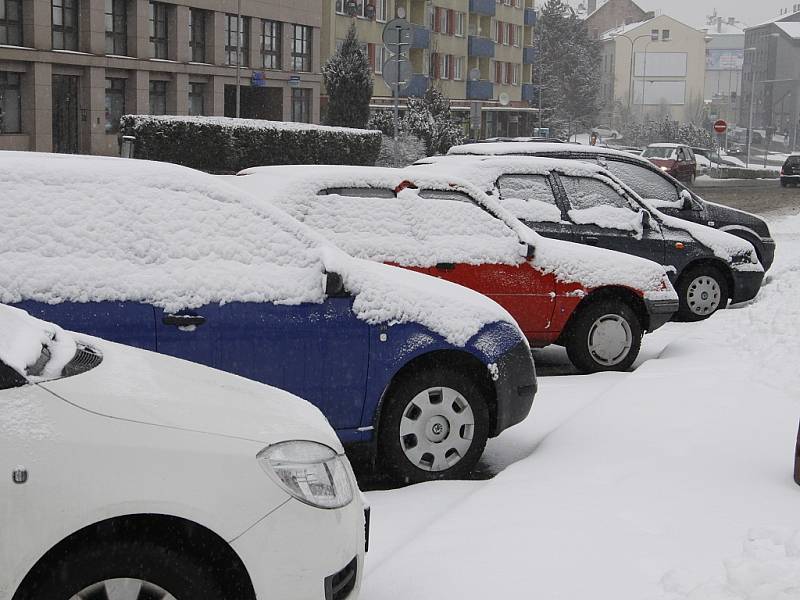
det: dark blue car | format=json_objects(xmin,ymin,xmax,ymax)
[{"xmin": 2, "ymin": 152, "xmax": 536, "ymax": 484}]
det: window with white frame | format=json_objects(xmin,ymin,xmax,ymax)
[
  {"xmin": 454, "ymin": 56, "xmax": 464, "ymax": 80},
  {"xmin": 442, "ymin": 54, "xmax": 451, "ymax": 80},
  {"xmin": 455, "ymin": 12, "xmax": 465, "ymax": 36},
  {"xmin": 513, "ymin": 63, "xmax": 520, "ymax": 85},
  {"xmin": 438, "ymin": 8, "xmax": 447, "ymax": 33},
  {"xmin": 376, "ymin": 0, "xmax": 387, "ymax": 22},
  {"xmin": 514, "ymin": 25, "xmax": 522, "ymax": 47},
  {"xmin": 375, "ymin": 45, "xmax": 385, "ymax": 73}
]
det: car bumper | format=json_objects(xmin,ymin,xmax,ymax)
[
  {"xmin": 491, "ymin": 340, "xmax": 537, "ymax": 436},
  {"xmin": 232, "ymin": 493, "xmax": 367, "ymax": 599},
  {"xmin": 730, "ymin": 269, "xmax": 765, "ymax": 304},
  {"xmin": 759, "ymin": 237, "xmax": 776, "ymax": 271},
  {"xmin": 644, "ymin": 297, "xmax": 680, "ymax": 332}
]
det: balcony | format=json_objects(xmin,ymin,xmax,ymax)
[
  {"xmin": 469, "ymin": 0, "xmax": 496, "ymax": 16},
  {"xmin": 411, "ymin": 24, "xmax": 430, "ymax": 49},
  {"xmin": 467, "ymin": 80, "xmax": 493, "ymax": 100},
  {"xmin": 524, "ymin": 8, "xmax": 537, "ymax": 26},
  {"xmin": 523, "ymin": 47, "xmax": 537, "ymax": 64},
  {"xmin": 400, "ymin": 74, "xmax": 430, "ymax": 98},
  {"xmin": 522, "ymin": 83, "xmax": 538, "ymax": 103},
  {"xmin": 468, "ymin": 36, "xmax": 495, "ymax": 58}
]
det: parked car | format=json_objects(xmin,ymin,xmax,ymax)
[
  {"xmin": 411, "ymin": 155, "xmax": 763, "ymax": 322},
  {"xmin": 0, "ymin": 303, "xmax": 367, "ymax": 600},
  {"xmin": 438, "ymin": 141, "xmax": 776, "ymax": 270},
  {"xmin": 231, "ymin": 165, "xmax": 679, "ymax": 374},
  {"xmin": 780, "ymin": 154, "xmax": 800, "ymax": 187},
  {"xmin": 641, "ymin": 143, "xmax": 698, "ymax": 183},
  {"xmin": 0, "ymin": 152, "xmax": 537, "ymax": 484}
]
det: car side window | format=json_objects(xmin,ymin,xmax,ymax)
[
  {"xmin": 0, "ymin": 362, "xmax": 26, "ymax": 390},
  {"xmin": 602, "ymin": 160, "xmax": 681, "ymax": 204},
  {"xmin": 560, "ymin": 176, "xmax": 643, "ymax": 232},
  {"xmin": 496, "ymin": 174, "xmax": 561, "ymax": 223}
]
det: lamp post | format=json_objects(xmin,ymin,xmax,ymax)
[
  {"xmin": 744, "ymin": 47, "xmax": 757, "ymax": 168},
  {"xmin": 640, "ymin": 32, "xmax": 660, "ymax": 123},
  {"xmin": 611, "ymin": 32, "xmax": 658, "ymax": 112},
  {"xmin": 236, "ymin": 0, "xmax": 242, "ymax": 118}
]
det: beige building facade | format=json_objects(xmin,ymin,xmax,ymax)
[
  {"xmin": 600, "ymin": 15, "xmax": 708, "ymax": 123},
  {"xmin": 321, "ymin": 0, "xmax": 540, "ymax": 138},
  {"xmin": 0, "ymin": 0, "xmax": 322, "ymax": 156}
]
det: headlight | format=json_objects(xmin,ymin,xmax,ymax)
[
  {"xmin": 660, "ymin": 166, "xmax": 669, "ymax": 171},
  {"xmin": 257, "ymin": 441, "xmax": 354, "ymax": 509}
]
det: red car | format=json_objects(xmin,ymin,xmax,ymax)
[
  {"xmin": 642, "ymin": 143, "xmax": 697, "ymax": 183},
  {"xmin": 230, "ymin": 166, "xmax": 679, "ymax": 373}
]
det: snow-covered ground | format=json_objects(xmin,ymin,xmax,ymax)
[{"xmin": 363, "ymin": 208, "xmax": 800, "ymax": 599}]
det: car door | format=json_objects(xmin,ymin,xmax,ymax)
[
  {"xmin": 494, "ymin": 173, "xmax": 572, "ymax": 242},
  {"xmin": 553, "ymin": 173, "xmax": 666, "ymax": 265}
]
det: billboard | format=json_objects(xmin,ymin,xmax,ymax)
[{"xmin": 706, "ymin": 49, "xmax": 744, "ymax": 71}]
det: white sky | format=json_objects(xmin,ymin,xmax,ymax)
[{"xmin": 632, "ymin": 1, "xmax": 794, "ymax": 28}]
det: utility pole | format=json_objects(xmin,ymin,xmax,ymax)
[
  {"xmin": 236, "ymin": 0, "xmax": 241, "ymax": 118},
  {"xmin": 745, "ymin": 47, "xmax": 757, "ymax": 168}
]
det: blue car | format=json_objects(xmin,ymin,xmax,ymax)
[{"xmin": 2, "ymin": 152, "xmax": 536, "ymax": 484}]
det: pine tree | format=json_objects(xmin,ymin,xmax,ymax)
[
  {"xmin": 404, "ymin": 88, "xmax": 465, "ymax": 156},
  {"xmin": 535, "ymin": 0, "xmax": 601, "ymax": 137},
  {"xmin": 323, "ymin": 24, "xmax": 373, "ymax": 129}
]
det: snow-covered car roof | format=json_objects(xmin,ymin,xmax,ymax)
[
  {"xmin": 0, "ymin": 152, "xmax": 517, "ymax": 346},
  {"xmin": 233, "ymin": 165, "xmax": 676, "ymax": 298},
  {"xmin": 646, "ymin": 143, "xmax": 686, "ymax": 149},
  {"xmin": 445, "ymin": 142, "xmax": 646, "ymax": 162},
  {"xmin": 0, "ymin": 304, "xmax": 77, "ymax": 380}
]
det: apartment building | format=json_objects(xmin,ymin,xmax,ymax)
[
  {"xmin": 321, "ymin": 0, "xmax": 540, "ymax": 138},
  {"xmin": 0, "ymin": 0, "xmax": 321, "ymax": 156}
]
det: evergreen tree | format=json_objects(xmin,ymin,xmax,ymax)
[
  {"xmin": 323, "ymin": 24, "xmax": 373, "ymax": 128},
  {"xmin": 534, "ymin": 0, "xmax": 601, "ymax": 136},
  {"xmin": 404, "ymin": 88, "xmax": 465, "ymax": 156}
]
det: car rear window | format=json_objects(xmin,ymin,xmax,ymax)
[
  {"xmin": 601, "ymin": 160, "xmax": 681, "ymax": 204},
  {"xmin": 785, "ymin": 156, "xmax": 800, "ymax": 167}
]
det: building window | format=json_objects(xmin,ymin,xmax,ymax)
[
  {"xmin": 375, "ymin": 45, "xmax": 385, "ymax": 74},
  {"xmin": 149, "ymin": 80, "xmax": 167, "ymax": 115},
  {"xmin": 455, "ymin": 12, "xmax": 465, "ymax": 37},
  {"xmin": 291, "ymin": 24, "xmax": 312, "ymax": 72},
  {"xmin": 0, "ymin": 71, "xmax": 21, "ymax": 133},
  {"xmin": 261, "ymin": 19, "xmax": 281, "ymax": 69},
  {"xmin": 454, "ymin": 56, "xmax": 464, "ymax": 80},
  {"xmin": 376, "ymin": 0, "xmax": 388, "ymax": 22},
  {"xmin": 0, "ymin": 0, "xmax": 23, "ymax": 46},
  {"xmin": 149, "ymin": 2, "xmax": 169, "ymax": 59},
  {"xmin": 105, "ymin": 77, "xmax": 125, "ymax": 133},
  {"xmin": 662, "ymin": 29, "xmax": 670, "ymax": 41},
  {"xmin": 105, "ymin": 0, "xmax": 127, "ymax": 55},
  {"xmin": 52, "ymin": 0, "xmax": 79, "ymax": 51},
  {"xmin": 291, "ymin": 87, "xmax": 311, "ymax": 122},
  {"xmin": 189, "ymin": 8, "xmax": 207, "ymax": 62},
  {"xmin": 225, "ymin": 14, "xmax": 250, "ymax": 67},
  {"xmin": 188, "ymin": 82, "xmax": 205, "ymax": 116}
]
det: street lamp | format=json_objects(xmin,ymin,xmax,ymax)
[
  {"xmin": 640, "ymin": 33, "xmax": 660, "ymax": 122},
  {"xmin": 611, "ymin": 31, "xmax": 659, "ymax": 112},
  {"xmin": 744, "ymin": 46, "xmax": 757, "ymax": 168}
]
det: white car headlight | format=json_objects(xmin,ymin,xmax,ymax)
[{"xmin": 257, "ymin": 441, "xmax": 354, "ymax": 509}]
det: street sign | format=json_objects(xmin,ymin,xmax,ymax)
[
  {"xmin": 382, "ymin": 56, "xmax": 413, "ymax": 91},
  {"xmin": 714, "ymin": 119, "xmax": 728, "ymax": 134},
  {"xmin": 288, "ymin": 75, "xmax": 301, "ymax": 88},
  {"xmin": 251, "ymin": 71, "xmax": 267, "ymax": 87},
  {"xmin": 383, "ymin": 18, "xmax": 412, "ymax": 54}
]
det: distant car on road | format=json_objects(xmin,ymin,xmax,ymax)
[
  {"xmin": 642, "ymin": 143, "xmax": 698, "ymax": 183},
  {"xmin": 439, "ymin": 142, "xmax": 776, "ymax": 271},
  {"xmin": 1, "ymin": 304, "xmax": 367, "ymax": 600},
  {"xmin": 780, "ymin": 154, "xmax": 800, "ymax": 187}
]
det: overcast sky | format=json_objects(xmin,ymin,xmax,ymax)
[{"xmin": 633, "ymin": 0, "xmax": 794, "ymax": 28}]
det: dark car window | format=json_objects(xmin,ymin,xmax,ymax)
[
  {"xmin": 561, "ymin": 176, "xmax": 632, "ymax": 211},
  {"xmin": 785, "ymin": 156, "xmax": 800, "ymax": 167},
  {"xmin": 418, "ymin": 189, "xmax": 474, "ymax": 203},
  {"xmin": 0, "ymin": 362, "xmax": 26, "ymax": 390},
  {"xmin": 321, "ymin": 187, "xmax": 397, "ymax": 198},
  {"xmin": 496, "ymin": 174, "xmax": 561, "ymax": 223},
  {"xmin": 602, "ymin": 160, "xmax": 681, "ymax": 204}
]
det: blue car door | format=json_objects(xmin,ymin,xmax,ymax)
[
  {"xmin": 13, "ymin": 301, "xmax": 158, "ymax": 351},
  {"xmin": 155, "ymin": 298, "xmax": 370, "ymax": 431}
]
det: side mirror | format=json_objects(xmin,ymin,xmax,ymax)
[
  {"xmin": 519, "ymin": 243, "xmax": 535, "ymax": 260},
  {"xmin": 641, "ymin": 210, "xmax": 652, "ymax": 230},
  {"xmin": 323, "ymin": 271, "xmax": 348, "ymax": 298},
  {"xmin": 679, "ymin": 189, "xmax": 694, "ymax": 211}
]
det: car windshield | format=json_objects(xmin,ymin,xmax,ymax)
[{"xmin": 642, "ymin": 147, "xmax": 677, "ymax": 159}]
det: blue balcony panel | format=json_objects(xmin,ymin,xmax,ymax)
[
  {"xmin": 469, "ymin": 0, "xmax": 496, "ymax": 16},
  {"xmin": 524, "ymin": 8, "xmax": 537, "ymax": 26},
  {"xmin": 523, "ymin": 46, "xmax": 537, "ymax": 64},
  {"xmin": 401, "ymin": 74, "xmax": 430, "ymax": 98},
  {"xmin": 411, "ymin": 24, "xmax": 430, "ymax": 49},
  {"xmin": 522, "ymin": 83, "xmax": 538, "ymax": 103},
  {"xmin": 468, "ymin": 35, "xmax": 495, "ymax": 58},
  {"xmin": 467, "ymin": 80, "xmax": 493, "ymax": 101}
]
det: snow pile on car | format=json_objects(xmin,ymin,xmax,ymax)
[
  {"xmin": 0, "ymin": 304, "xmax": 76, "ymax": 379},
  {"xmin": 233, "ymin": 165, "xmax": 675, "ymax": 299},
  {"xmin": 0, "ymin": 152, "xmax": 517, "ymax": 347}
]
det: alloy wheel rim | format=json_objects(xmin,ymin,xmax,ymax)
[
  {"xmin": 399, "ymin": 386, "xmax": 475, "ymax": 472},
  {"xmin": 687, "ymin": 276, "xmax": 721, "ymax": 315},
  {"xmin": 70, "ymin": 578, "xmax": 177, "ymax": 600},
  {"xmin": 587, "ymin": 314, "xmax": 633, "ymax": 366}
]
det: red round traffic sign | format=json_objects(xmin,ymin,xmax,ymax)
[{"xmin": 714, "ymin": 119, "xmax": 728, "ymax": 134}]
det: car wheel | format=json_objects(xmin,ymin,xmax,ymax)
[
  {"xmin": 379, "ymin": 368, "xmax": 490, "ymax": 485},
  {"xmin": 675, "ymin": 265, "xmax": 729, "ymax": 322},
  {"xmin": 563, "ymin": 299, "xmax": 642, "ymax": 374},
  {"xmin": 781, "ymin": 180, "xmax": 788, "ymax": 187},
  {"xmin": 14, "ymin": 540, "xmax": 225, "ymax": 600}
]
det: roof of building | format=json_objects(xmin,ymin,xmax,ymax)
[
  {"xmin": 776, "ymin": 22, "xmax": 800, "ymax": 39},
  {"xmin": 752, "ymin": 9, "xmax": 800, "ymax": 28}
]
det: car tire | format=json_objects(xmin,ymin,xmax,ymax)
[
  {"xmin": 13, "ymin": 539, "xmax": 225, "ymax": 600},
  {"xmin": 675, "ymin": 265, "xmax": 729, "ymax": 322},
  {"xmin": 781, "ymin": 180, "xmax": 788, "ymax": 188},
  {"xmin": 563, "ymin": 299, "xmax": 642, "ymax": 374},
  {"xmin": 379, "ymin": 367, "xmax": 490, "ymax": 485}
]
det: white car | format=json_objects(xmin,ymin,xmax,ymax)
[{"xmin": 0, "ymin": 304, "xmax": 366, "ymax": 600}]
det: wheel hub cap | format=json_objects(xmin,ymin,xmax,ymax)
[
  {"xmin": 687, "ymin": 276, "xmax": 721, "ymax": 315},
  {"xmin": 587, "ymin": 314, "xmax": 633, "ymax": 366},
  {"xmin": 399, "ymin": 387, "xmax": 475, "ymax": 472},
  {"xmin": 70, "ymin": 579, "xmax": 177, "ymax": 600}
]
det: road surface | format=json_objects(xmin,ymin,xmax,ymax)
[{"xmin": 691, "ymin": 177, "xmax": 798, "ymax": 215}]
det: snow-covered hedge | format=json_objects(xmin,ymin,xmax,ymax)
[{"xmin": 120, "ymin": 115, "xmax": 381, "ymax": 173}]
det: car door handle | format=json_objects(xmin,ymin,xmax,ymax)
[
  {"xmin": 583, "ymin": 236, "xmax": 600, "ymax": 246},
  {"xmin": 162, "ymin": 314, "xmax": 207, "ymax": 327},
  {"xmin": 435, "ymin": 262, "xmax": 456, "ymax": 271}
]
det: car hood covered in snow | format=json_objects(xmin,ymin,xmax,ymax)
[
  {"xmin": 0, "ymin": 151, "xmax": 517, "ymax": 348},
  {"xmin": 232, "ymin": 165, "xmax": 677, "ymax": 301}
]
